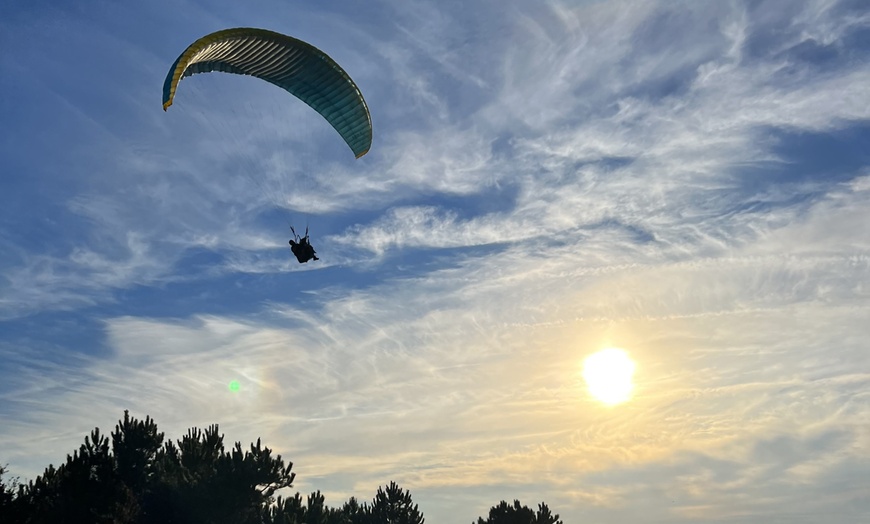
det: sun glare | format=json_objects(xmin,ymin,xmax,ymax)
[{"xmin": 583, "ymin": 348, "xmax": 635, "ymax": 405}]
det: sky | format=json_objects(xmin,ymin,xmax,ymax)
[{"xmin": 1, "ymin": 0, "xmax": 869, "ymax": 522}]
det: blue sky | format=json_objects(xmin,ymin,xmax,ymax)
[{"xmin": 1, "ymin": 0, "xmax": 869, "ymax": 521}]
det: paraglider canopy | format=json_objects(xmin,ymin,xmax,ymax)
[{"xmin": 162, "ymin": 27, "xmax": 372, "ymax": 158}]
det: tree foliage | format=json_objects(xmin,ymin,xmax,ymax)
[
  {"xmin": 0, "ymin": 464, "xmax": 20, "ymax": 515},
  {"xmin": 474, "ymin": 500, "xmax": 563, "ymax": 524},
  {"xmin": 2, "ymin": 411, "xmax": 295, "ymax": 523},
  {"xmin": 0, "ymin": 411, "xmax": 563, "ymax": 523},
  {"xmin": 369, "ymin": 481, "xmax": 424, "ymax": 524}
]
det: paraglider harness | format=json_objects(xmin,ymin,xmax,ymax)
[{"xmin": 289, "ymin": 226, "xmax": 319, "ymax": 264}]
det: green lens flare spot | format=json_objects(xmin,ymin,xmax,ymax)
[{"xmin": 228, "ymin": 380, "xmax": 241, "ymax": 392}]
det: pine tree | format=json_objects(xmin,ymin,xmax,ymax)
[
  {"xmin": 2, "ymin": 411, "xmax": 296, "ymax": 524},
  {"xmin": 474, "ymin": 499, "xmax": 563, "ymax": 524},
  {"xmin": 0, "ymin": 464, "xmax": 20, "ymax": 518},
  {"xmin": 369, "ymin": 481, "xmax": 424, "ymax": 524},
  {"xmin": 342, "ymin": 496, "xmax": 373, "ymax": 524},
  {"xmin": 532, "ymin": 502, "xmax": 561, "ymax": 524}
]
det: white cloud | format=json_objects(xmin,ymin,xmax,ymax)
[{"xmin": 2, "ymin": 0, "xmax": 869, "ymax": 522}]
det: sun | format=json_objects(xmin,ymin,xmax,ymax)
[{"xmin": 582, "ymin": 348, "xmax": 635, "ymax": 405}]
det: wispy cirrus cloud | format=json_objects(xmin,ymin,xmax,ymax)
[{"xmin": 1, "ymin": 0, "xmax": 869, "ymax": 522}]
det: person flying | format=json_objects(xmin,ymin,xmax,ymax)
[{"xmin": 289, "ymin": 226, "xmax": 319, "ymax": 264}]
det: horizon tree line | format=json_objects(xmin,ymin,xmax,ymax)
[{"xmin": 0, "ymin": 411, "xmax": 562, "ymax": 523}]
